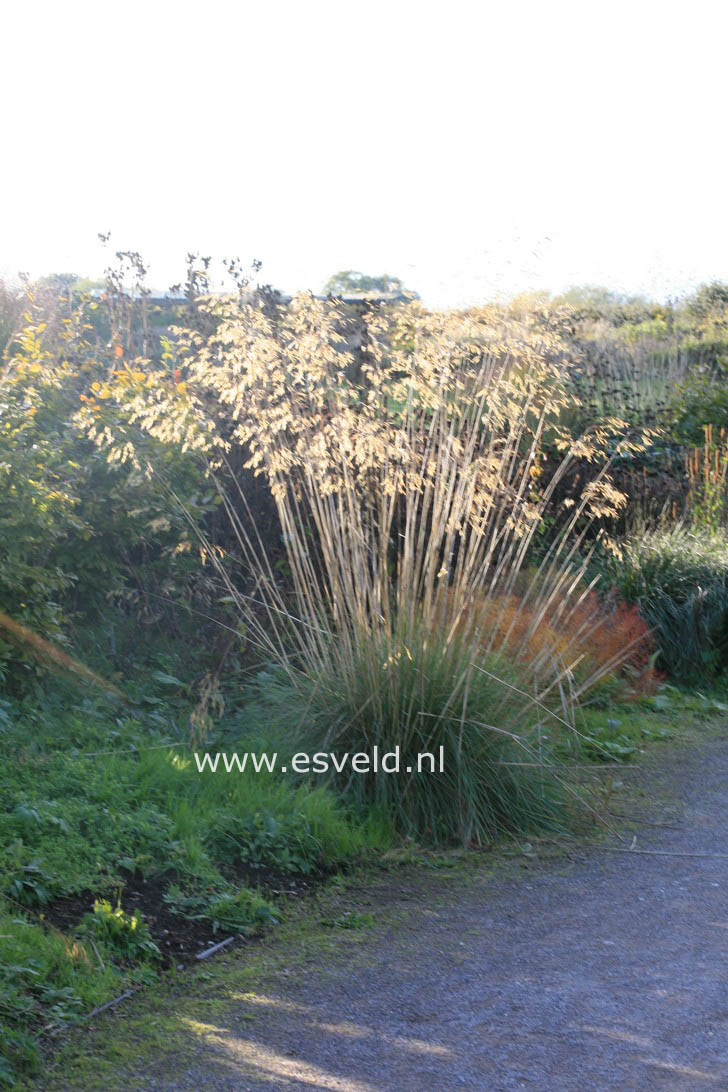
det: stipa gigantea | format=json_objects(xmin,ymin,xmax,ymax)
[{"xmin": 102, "ymin": 293, "xmax": 652, "ymax": 842}]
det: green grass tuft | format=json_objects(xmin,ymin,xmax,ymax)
[
  {"xmin": 256, "ymin": 623, "xmax": 569, "ymax": 846},
  {"xmin": 605, "ymin": 526, "xmax": 728, "ymax": 680}
]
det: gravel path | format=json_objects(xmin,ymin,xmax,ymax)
[{"xmin": 134, "ymin": 739, "xmax": 728, "ymax": 1090}]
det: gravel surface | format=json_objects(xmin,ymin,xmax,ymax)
[{"xmin": 131, "ymin": 740, "xmax": 728, "ymax": 1090}]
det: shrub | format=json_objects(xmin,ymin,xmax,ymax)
[
  {"xmin": 569, "ymin": 326, "xmax": 690, "ymax": 430},
  {"xmin": 0, "ymin": 288, "xmax": 223, "ymax": 692},
  {"xmin": 670, "ymin": 374, "xmax": 728, "ymax": 445},
  {"xmin": 606, "ymin": 526, "xmax": 728, "ymax": 680}
]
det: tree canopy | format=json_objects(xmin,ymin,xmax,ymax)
[{"xmin": 322, "ymin": 270, "xmax": 405, "ymax": 296}]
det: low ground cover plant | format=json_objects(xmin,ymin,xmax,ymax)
[{"xmin": 79, "ymin": 899, "xmax": 161, "ymax": 964}]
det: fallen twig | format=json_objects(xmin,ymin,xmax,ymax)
[
  {"xmin": 89, "ymin": 939, "xmax": 106, "ymax": 971},
  {"xmin": 44, "ymin": 989, "xmax": 138, "ymax": 1036},
  {"xmin": 594, "ymin": 846, "xmax": 728, "ymax": 860},
  {"xmin": 85, "ymin": 989, "xmax": 136, "ymax": 1022},
  {"xmin": 196, "ymin": 935, "xmax": 235, "ymax": 960},
  {"xmin": 607, "ymin": 811, "xmax": 684, "ymax": 830},
  {"xmin": 498, "ymin": 762, "xmax": 644, "ymax": 769}
]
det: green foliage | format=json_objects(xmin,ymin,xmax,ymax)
[
  {"xmin": 4, "ymin": 858, "xmax": 54, "ymax": 908},
  {"xmin": 0, "ymin": 279, "xmax": 228, "ymax": 693},
  {"xmin": 163, "ymin": 885, "xmax": 279, "ymax": 933},
  {"xmin": 0, "ymin": 278, "xmax": 22, "ymax": 355},
  {"xmin": 568, "ymin": 336, "xmax": 686, "ymax": 430},
  {"xmin": 80, "ymin": 899, "xmax": 160, "ymax": 963},
  {"xmin": 207, "ymin": 810, "xmax": 327, "ymax": 874},
  {"xmin": 574, "ymin": 689, "xmax": 712, "ymax": 764},
  {"xmin": 686, "ymin": 282, "xmax": 728, "ymax": 318},
  {"xmin": 0, "ymin": 698, "xmax": 383, "ymax": 902},
  {"xmin": 0, "ymin": 907, "xmax": 119, "ymax": 1084},
  {"xmin": 577, "ymin": 714, "xmax": 639, "ymax": 762},
  {"xmin": 670, "ymin": 373, "xmax": 728, "ymax": 445},
  {"xmin": 603, "ymin": 527, "xmax": 728, "ymax": 680},
  {"xmin": 0, "ymin": 689, "xmax": 387, "ymax": 1084},
  {"xmin": 553, "ymin": 285, "xmax": 662, "ymax": 326},
  {"xmin": 555, "ymin": 280, "xmax": 728, "ymax": 440},
  {"xmin": 256, "ymin": 626, "xmax": 568, "ymax": 846}
]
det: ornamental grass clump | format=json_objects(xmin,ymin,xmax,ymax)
[
  {"xmin": 607, "ymin": 525, "xmax": 728, "ymax": 681},
  {"xmin": 262, "ymin": 621, "xmax": 566, "ymax": 844},
  {"xmin": 92, "ymin": 293, "xmax": 648, "ymax": 842}
]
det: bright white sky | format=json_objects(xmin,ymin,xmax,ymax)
[{"xmin": 2, "ymin": 0, "xmax": 727, "ymax": 307}]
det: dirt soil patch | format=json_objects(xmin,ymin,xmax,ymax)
[{"xmin": 42, "ymin": 865, "xmax": 325, "ymax": 966}]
